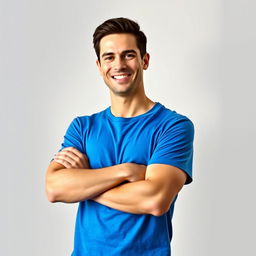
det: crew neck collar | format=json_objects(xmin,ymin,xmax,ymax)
[{"xmin": 105, "ymin": 102, "xmax": 162, "ymax": 122}]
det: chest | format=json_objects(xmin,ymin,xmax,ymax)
[{"xmin": 85, "ymin": 119, "xmax": 159, "ymax": 168}]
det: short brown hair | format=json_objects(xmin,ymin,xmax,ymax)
[{"xmin": 93, "ymin": 17, "xmax": 147, "ymax": 61}]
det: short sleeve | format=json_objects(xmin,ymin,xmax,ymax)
[
  {"xmin": 60, "ymin": 117, "xmax": 84, "ymax": 153},
  {"xmin": 148, "ymin": 117, "xmax": 194, "ymax": 184}
]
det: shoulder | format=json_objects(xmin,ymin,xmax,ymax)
[
  {"xmin": 68, "ymin": 107, "xmax": 109, "ymax": 132},
  {"xmin": 74, "ymin": 107, "xmax": 109, "ymax": 124},
  {"xmin": 157, "ymin": 103, "xmax": 194, "ymax": 134}
]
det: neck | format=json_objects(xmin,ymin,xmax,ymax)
[{"xmin": 110, "ymin": 87, "xmax": 155, "ymax": 117}]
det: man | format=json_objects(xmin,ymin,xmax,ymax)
[{"xmin": 46, "ymin": 17, "xmax": 194, "ymax": 256}]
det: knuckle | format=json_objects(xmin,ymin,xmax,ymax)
[
  {"xmin": 74, "ymin": 156, "xmax": 80, "ymax": 162},
  {"xmin": 70, "ymin": 147, "xmax": 77, "ymax": 152}
]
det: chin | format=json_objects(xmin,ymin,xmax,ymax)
[
  {"xmin": 111, "ymin": 87, "xmax": 135, "ymax": 97},
  {"xmin": 112, "ymin": 90, "xmax": 132, "ymax": 97},
  {"xmin": 107, "ymin": 84, "xmax": 132, "ymax": 96}
]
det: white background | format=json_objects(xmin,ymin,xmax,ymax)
[{"xmin": 1, "ymin": 0, "xmax": 255, "ymax": 255}]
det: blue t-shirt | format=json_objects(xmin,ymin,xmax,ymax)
[{"xmin": 61, "ymin": 102, "xmax": 194, "ymax": 256}]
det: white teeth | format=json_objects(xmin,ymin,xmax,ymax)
[{"xmin": 113, "ymin": 75, "xmax": 129, "ymax": 79}]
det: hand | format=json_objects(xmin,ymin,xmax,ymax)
[
  {"xmin": 54, "ymin": 147, "xmax": 89, "ymax": 169},
  {"xmin": 121, "ymin": 163, "xmax": 147, "ymax": 182}
]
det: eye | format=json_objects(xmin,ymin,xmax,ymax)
[
  {"xmin": 125, "ymin": 53, "xmax": 136, "ymax": 59},
  {"xmin": 103, "ymin": 56, "xmax": 114, "ymax": 62}
]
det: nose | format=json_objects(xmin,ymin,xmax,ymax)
[{"xmin": 113, "ymin": 56, "xmax": 127, "ymax": 71}]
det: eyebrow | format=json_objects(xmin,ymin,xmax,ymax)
[{"xmin": 101, "ymin": 49, "xmax": 137, "ymax": 58}]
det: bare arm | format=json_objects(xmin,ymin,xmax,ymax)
[
  {"xmin": 45, "ymin": 147, "xmax": 146, "ymax": 203},
  {"xmin": 93, "ymin": 164, "xmax": 187, "ymax": 216}
]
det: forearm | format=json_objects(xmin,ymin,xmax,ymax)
[
  {"xmin": 46, "ymin": 163, "xmax": 128, "ymax": 203},
  {"xmin": 93, "ymin": 179, "xmax": 167, "ymax": 216}
]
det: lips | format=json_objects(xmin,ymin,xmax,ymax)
[{"xmin": 111, "ymin": 73, "xmax": 131, "ymax": 80}]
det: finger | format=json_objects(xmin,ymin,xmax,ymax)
[
  {"xmin": 60, "ymin": 148, "xmax": 88, "ymax": 166},
  {"xmin": 55, "ymin": 151, "xmax": 87, "ymax": 169},
  {"xmin": 80, "ymin": 154, "xmax": 88, "ymax": 167},
  {"xmin": 57, "ymin": 150, "xmax": 81, "ymax": 163},
  {"xmin": 62, "ymin": 147, "xmax": 85, "ymax": 159},
  {"xmin": 54, "ymin": 153, "xmax": 77, "ymax": 167},
  {"xmin": 53, "ymin": 158, "xmax": 72, "ymax": 169}
]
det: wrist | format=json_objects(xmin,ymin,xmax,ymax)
[{"xmin": 117, "ymin": 163, "xmax": 131, "ymax": 181}]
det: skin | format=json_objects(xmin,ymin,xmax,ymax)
[
  {"xmin": 96, "ymin": 33, "xmax": 154, "ymax": 117},
  {"xmin": 46, "ymin": 148, "xmax": 146, "ymax": 203},
  {"xmin": 45, "ymin": 33, "xmax": 187, "ymax": 216}
]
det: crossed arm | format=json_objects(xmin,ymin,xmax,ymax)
[{"xmin": 45, "ymin": 147, "xmax": 187, "ymax": 216}]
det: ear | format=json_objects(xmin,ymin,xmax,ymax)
[
  {"xmin": 142, "ymin": 53, "xmax": 150, "ymax": 70},
  {"xmin": 96, "ymin": 59, "xmax": 103, "ymax": 76}
]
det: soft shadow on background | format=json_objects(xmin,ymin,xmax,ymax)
[{"xmin": 1, "ymin": 0, "xmax": 255, "ymax": 255}]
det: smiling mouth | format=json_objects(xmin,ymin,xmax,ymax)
[{"xmin": 111, "ymin": 74, "xmax": 131, "ymax": 80}]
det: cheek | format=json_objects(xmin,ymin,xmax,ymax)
[
  {"xmin": 133, "ymin": 64, "xmax": 143, "ymax": 76},
  {"xmin": 102, "ymin": 64, "xmax": 112, "ymax": 76},
  {"xmin": 131, "ymin": 61, "xmax": 142, "ymax": 72}
]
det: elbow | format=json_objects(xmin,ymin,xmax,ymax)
[
  {"xmin": 144, "ymin": 198, "xmax": 170, "ymax": 217},
  {"xmin": 151, "ymin": 209, "xmax": 168, "ymax": 217},
  {"xmin": 46, "ymin": 188, "xmax": 57, "ymax": 203},
  {"xmin": 45, "ymin": 172, "xmax": 65, "ymax": 203},
  {"xmin": 45, "ymin": 184, "xmax": 60, "ymax": 203},
  {"xmin": 45, "ymin": 169, "xmax": 60, "ymax": 203},
  {"xmin": 46, "ymin": 190, "xmax": 58, "ymax": 203},
  {"xmin": 150, "ymin": 204, "xmax": 169, "ymax": 217},
  {"xmin": 45, "ymin": 183, "xmax": 78, "ymax": 203}
]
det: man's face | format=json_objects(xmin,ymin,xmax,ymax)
[{"xmin": 96, "ymin": 33, "xmax": 149, "ymax": 97}]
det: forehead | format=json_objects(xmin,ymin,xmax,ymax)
[{"xmin": 99, "ymin": 33, "xmax": 139, "ymax": 55}]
